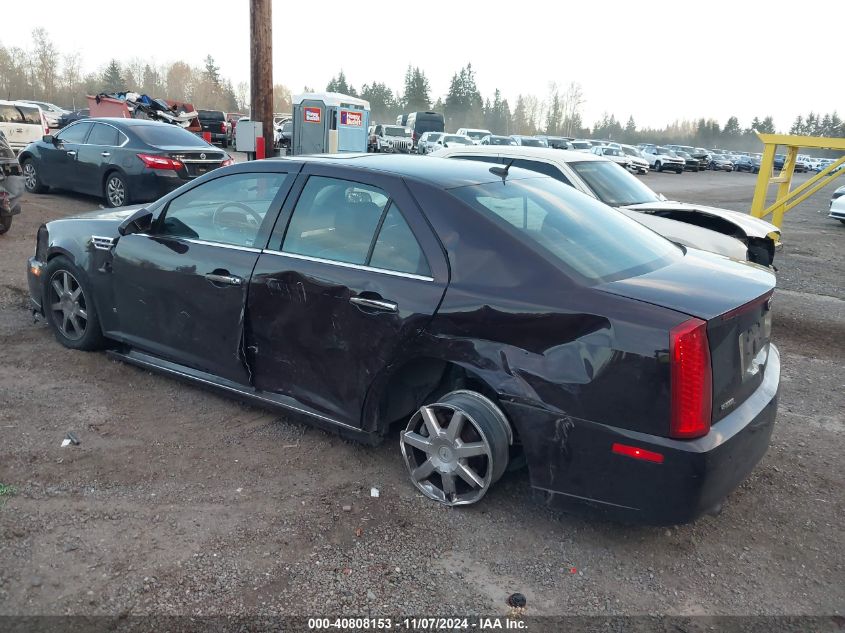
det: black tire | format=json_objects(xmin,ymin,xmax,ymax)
[
  {"xmin": 22, "ymin": 158, "xmax": 48, "ymax": 194},
  {"xmin": 655, "ymin": 161, "xmax": 662, "ymax": 172},
  {"xmin": 42, "ymin": 256, "xmax": 106, "ymax": 351},
  {"xmin": 839, "ymin": 219, "xmax": 845, "ymax": 225},
  {"xmin": 0, "ymin": 214, "xmax": 11, "ymax": 235},
  {"xmin": 103, "ymin": 172, "xmax": 128, "ymax": 208},
  {"xmin": 676, "ymin": 168, "xmax": 683, "ymax": 174}
]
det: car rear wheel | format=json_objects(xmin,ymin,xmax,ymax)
[
  {"xmin": 400, "ymin": 390, "xmax": 511, "ymax": 506},
  {"xmin": 0, "ymin": 214, "xmax": 12, "ymax": 235},
  {"xmin": 22, "ymin": 159, "xmax": 48, "ymax": 194},
  {"xmin": 655, "ymin": 161, "xmax": 662, "ymax": 172},
  {"xmin": 43, "ymin": 257, "xmax": 105, "ymax": 351},
  {"xmin": 104, "ymin": 172, "xmax": 128, "ymax": 208}
]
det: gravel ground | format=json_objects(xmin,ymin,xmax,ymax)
[{"xmin": 0, "ymin": 167, "xmax": 843, "ymax": 621}]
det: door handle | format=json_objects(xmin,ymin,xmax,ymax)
[
  {"xmin": 101, "ymin": 151, "xmax": 111, "ymax": 157},
  {"xmin": 205, "ymin": 273, "xmax": 243, "ymax": 286},
  {"xmin": 66, "ymin": 150, "xmax": 76, "ymax": 157},
  {"xmin": 350, "ymin": 296, "xmax": 398, "ymax": 312}
]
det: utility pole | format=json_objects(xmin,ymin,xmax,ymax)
[{"xmin": 250, "ymin": 0, "xmax": 274, "ymax": 157}]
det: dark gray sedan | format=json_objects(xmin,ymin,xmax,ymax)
[{"xmin": 18, "ymin": 118, "xmax": 233, "ymax": 207}]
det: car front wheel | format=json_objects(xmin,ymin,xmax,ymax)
[
  {"xmin": 22, "ymin": 159, "xmax": 48, "ymax": 194},
  {"xmin": 104, "ymin": 172, "xmax": 128, "ymax": 208},
  {"xmin": 43, "ymin": 257, "xmax": 105, "ymax": 351},
  {"xmin": 400, "ymin": 390, "xmax": 511, "ymax": 506}
]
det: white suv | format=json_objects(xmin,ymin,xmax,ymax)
[
  {"xmin": 455, "ymin": 128, "xmax": 492, "ymax": 145},
  {"xmin": 0, "ymin": 101, "xmax": 48, "ymax": 155},
  {"xmin": 640, "ymin": 145, "xmax": 685, "ymax": 174}
]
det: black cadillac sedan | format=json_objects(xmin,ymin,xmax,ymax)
[
  {"xmin": 19, "ymin": 118, "xmax": 233, "ymax": 208},
  {"xmin": 25, "ymin": 155, "xmax": 780, "ymax": 524}
]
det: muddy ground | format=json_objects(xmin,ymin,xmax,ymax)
[{"xmin": 0, "ymin": 166, "xmax": 842, "ymax": 620}]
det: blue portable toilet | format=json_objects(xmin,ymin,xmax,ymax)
[{"xmin": 292, "ymin": 92, "xmax": 370, "ymax": 155}]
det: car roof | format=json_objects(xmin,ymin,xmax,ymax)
[
  {"xmin": 431, "ymin": 144, "xmax": 605, "ymax": 164},
  {"xmin": 72, "ymin": 117, "xmax": 188, "ymax": 129},
  {"xmin": 265, "ymin": 153, "xmax": 547, "ymax": 188}
]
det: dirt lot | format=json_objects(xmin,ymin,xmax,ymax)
[{"xmin": 0, "ymin": 166, "xmax": 843, "ymax": 620}]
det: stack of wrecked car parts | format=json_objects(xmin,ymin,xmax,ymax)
[
  {"xmin": 90, "ymin": 92, "xmax": 200, "ymax": 131},
  {"xmin": 0, "ymin": 131, "xmax": 23, "ymax": 234}
]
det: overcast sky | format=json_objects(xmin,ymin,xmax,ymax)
[{"xmin": 6, "ymin": 0, "xmax": 843, "ymax": 129}]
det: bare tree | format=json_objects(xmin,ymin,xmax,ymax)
[{"xmin": 560, "ymin": 81, "xmax": 585, "ymax": 137}]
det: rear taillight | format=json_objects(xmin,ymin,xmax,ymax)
[
  {"xmin": 669, "ymin": 318, "xmax": 712, "ymax": 439},
  {"xmin": 221, "ymin": 158, "xmax": 235, "ymax": 167},
  {"xmin": 137, "ymin": 153, "xmax": 184, "ymax": 171}
]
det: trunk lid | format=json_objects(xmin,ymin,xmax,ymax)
[{"xmin": 601, "ymin": 248, "xmax": 776, "ymax": 423}]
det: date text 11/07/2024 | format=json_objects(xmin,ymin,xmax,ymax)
[{"xmin": 307, "ymin": 617, "xmax": 527, "ymax": 630}]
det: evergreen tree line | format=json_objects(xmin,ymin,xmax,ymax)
[{"xmin": 3, "ymin": 29, "xmax": 842, "ymax": 154}]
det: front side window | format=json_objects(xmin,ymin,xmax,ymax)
[
  {"xmin": 158, "ymin": 172, "xmax": 289, "ymax": 247},
  {"xmin": 56, "ymin": 121, "xmax": 93, "ymax": 144},
  {"xmin": 450, "ymin": 177, "xmax": 680, "ymax": 283}
]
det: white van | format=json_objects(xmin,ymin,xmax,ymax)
[
  {"xmin": 0, "ymin": 101, "xmax": 47, "ymax": 154},
  {"xmin": 455, "ymin": 128, "xmax": 492, "ymax": 144}
]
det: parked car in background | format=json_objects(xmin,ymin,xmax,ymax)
[
  {"xmin": 431, "ymin": 145, "xmax": 781, "ymax": 266},
  {"xmin": 536, "ymin": 135, "xmax": 574, "ymax": 150},
  {"xmin": 57, "ymin": 109, "xmax": 89, "ymax": 129},
  {"xmin": 675, "ymin": 150, "xmax": 701, "ymax": 172},
  {"xmin": 429, "ymin": 134, "xmax": 474, "ymax": 150},
  {"xmin": 20, "ymin": 100, "xmax": 68, "ymax": 129},
  {"xmin": 829, "ymin": 189, "xmax": 845, "ymax": 224},
  {"xmin": 0, "ymin": 101, "xmax": 48, "ymax": 154},
  {"xmin": 793, "ymin": 157, "xmax": 807, "ymax": 173},
  {"xmin": 197, "ymin": 110, "xmax": 230, "ymax": 148},
  {"xmin": 641, "ymin": 146, "xmax": 685, "ymax": 173},
  {"xmin": 510, "ymin": 135, "xmax": 547, "ymax": 147},
  {"xmin": 666, "ymin": 145, "xmax": 709, "ymax": 171},
  {"xmin": 405, "ymin": 111, "xmax": 445, "ymax": 147},
  {"xmin": 275, "ymin": 119, "xmax": 293, "ymax": 151},
  {"xmin": 479, "ymin": 135, "xmax": 517, "ymax": 146},
  {"xmin": 369, "ymin": 124, "xmax": 413, "ymax": 153},
  {"xmin": 25, "ymin": 153, "xmax": 780, "ymax": 524},
  {"xmin": 734, "ymin": 155, "xmax": 761, "ymax": 173},
  {"xmin": 709, "ymin": 154, "xmax": 735, "ymax": 172},
  {"xmin": 0, "ymin": 130, "xmax": 23, "ymax": 234},
  {"xmin": 19, "ymin": 118, "xmax": 233, "ymax": 208},
  {"xmin": 619, "ymin": 144, "xmax": 650, "ymax": 174},
  {"xmin": 590, "ymin": 145, "xmax": 632, "ymax": 170},
  {"xmin": 456, "ymin": 128, "xmax": 492, "ymax": 144},
  {"xmin": 569, "ymin": 140, "xmax": 592, "ymax": 152},
  {"xmin": 417, "ymin": 131, "xmax": 444, "ymax": 155},
  {"xmin": 773, "ymin": 154, "xmax": 786, "ymax": 170}
]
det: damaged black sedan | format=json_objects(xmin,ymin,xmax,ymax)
[{"xmin": 26, "ymin": 155, "xmax": 779, "ymax": 524}]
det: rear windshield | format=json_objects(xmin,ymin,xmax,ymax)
[
  {"xmin": 133, "ymin": 125, "xmax": 209, "ymax": 147},
  {"xmin": 411, "ymin": 113, "xmax": 444, "ymax": 135},
  {"xmin": 451, "ymin": 177, "xmax": 680, "ymax": 283},
  {"xmin": 489, "ymin": 136, "xmax": 516, "ymax": 145},
  {"xmin": 464, "ymin": 130, "xmax": 489, "ymax": 140},
  {"xmin": 198, "ymin": 110, "xmax": 225, "ymax": 121},
  {"xmin": 570, "ymin": 160, "xmax": 661, "ymax": 207},
  {"xmin": 519, "ymin": 138, "xmax": 546, "ymax": 147},
  {"xmin": 444, "ymin": 135, "xmax": 472, "ymax": 144},
  {"xmin": 571, "ymin": 141, "xmax": 590, "ymax": 149}
]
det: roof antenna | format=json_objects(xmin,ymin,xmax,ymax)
[{"xmin": 489, "ymin": 158, "xmax": 515, "ymax": 182}]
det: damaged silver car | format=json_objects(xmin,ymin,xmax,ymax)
[{"xmin": 0, "ymin": 131, "xmax": 23, "ymax": 234}]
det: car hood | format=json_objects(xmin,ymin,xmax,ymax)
[
  {"xmin": 600, "ymin": 248, "xmax": 775, "ymax": 320},
  {"xmin": 61, "ymin": 205, "xmax": 146, "ymax": 222},
  {"xmin": 623, "ymin": 200, "xmax": 779, "ymax": 238}
]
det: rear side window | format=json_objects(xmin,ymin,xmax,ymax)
[
  {"xmin": 56, "ymin": 121, "xmax": 93, "ymax": 143},
  {"xmin": 17, "ymin": 106, "xmax": 42, "ymax": 125},
  {"xmin": 510, "ymin": 159, "xmax": 573, "ymax": 186},
  {"xmin": 451, "ymin": 177, "xmax": 681, "ymax": 284},
  {"xmin": 369, "ymin": 204, "xmax": 430, "ymax": 276},
  {"xmin": 282, "ymin": 177, "xmax": 389, "ymax": 265},
  {"xmin": 87, "ymin": 123, "xmax": 119, "ymax": 146}
]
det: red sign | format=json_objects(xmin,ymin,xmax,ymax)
[
  {"xmin": 304, "ymin": 107, "xmax": 321, "ymax": 123},
  {"xmin": 340, "ymin": 110, "xmax": 362, "ymax": 127}
]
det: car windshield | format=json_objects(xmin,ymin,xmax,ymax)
[
  {"xmin": 621, "ymin": 146, "xmax": 640, "ymax": 157},
  {"xmin": 677, "ymin": 151, "xmax": 692, "ymax": 158},
  {"xmin": 489, "ymin": 136, "xmax": 516, "ymax": 145},
  {"xmin": 444, "ymin": 135, "xmax": 472, "ymax": 144},
  {"xmin": 656, "ymin": 147, "xmax": 676, "ymax": 156},
  {"xmin": 450, "ymin": 177, "xmax": 679, "ymax": 283},
  {"xmin": 385, "ymin": 126, "xmax": 410, "ymax": 137},
  {"xmin": 133, "ymin": 125, "xmax": 210, "ymax": 147},
  {"xmin": 572, "ymin": 141, "xmax": 590, "ymax": 149},
  {"xmin": 604, "ymin": 148, "xmax": 624, "ymax": 157},
  {"xmin": 569, "ymin": 160, "xmax": 662, "ymax": 207},
  {"xmin": 465, "ymin": 130, "xmax": 488, "ymax": 140}
]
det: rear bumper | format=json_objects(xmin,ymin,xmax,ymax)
[{"xmin": 505, "ymin": 344, "xmax": 780, "ymax": 525}]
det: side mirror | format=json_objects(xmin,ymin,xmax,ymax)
[
  {"xmin": 43, "ymin": 134, "xmax": 55, "ymax": 144},
  {"xmin": 118, "ymin": 208, "xmax": 154, "ymax": 236}
]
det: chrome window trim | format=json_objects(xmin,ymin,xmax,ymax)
[
  {"xmin": 261, "ymin": 249, "xmax": 434, "ymax": 282},
  {"xmin": 183, "ymin": 238, "xmax": 262, "ymax": 253},
  {"xmin": 85, "ymin": 121, "xmax": 130, "ymax": 148}
]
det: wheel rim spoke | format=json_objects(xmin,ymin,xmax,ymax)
[
  {"xmin": 403, "ymin": 431, "xmax": 433, "ymax": 453},
  {"xmin": 420, "ymin": 406, "xmax": 441, "ymax": 437},
  {"xmin": 412, "ymin": 458, "xmax": 435, "ymax": 481},
  {"xmin": 456, "ymin": 463, "xmax": 484, "ymax": 489},
  {"xmin": 50, "ymin": 301, "xmax": 62, "ymax": 311},
  {"xmin": 62, "ymin": 313, "xmax": 70, "ymax": 334},
  {"xmin": 441, "ymin": 473, "xmax": 456, "ymax": 498},
  {"xmin": 455, "ymin": 441, "xmax": 487, "ymax": 459},
  {"xmin": 51, "ymin": 279, "xmax": 63, "ymax": 297},
  {"xmin": 71, "ymin": 286, "xmax": 82, "ymax": 300},
  {"xmin": 69, "ymin": 315, "xmax": 82, "ymax": 335},
  {"xmin": 62, "ymin": 272, "xmax": 71, "ymax": 293},
  {"xmin": 76, "ymin": 307, "xmax": 87, "ymax": 320},
  {"xmin": 445, "ymin": 411, "xmax": 465, "ymax": 441}
]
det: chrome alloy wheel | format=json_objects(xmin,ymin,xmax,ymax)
[
  {"xmin": 48, "ymin": 269, "xmax": 88, "ymax": 341},
  {"xmin": 401, "ymin": 402, "xmax": 497, "ymax": 506},
  {"xmin": 106, "ymin": 175, "xmax": 126, "ymax": 207},
  {"xmin": 23, "ymin": 162, "xmax": 37, "ymax": 190}
]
